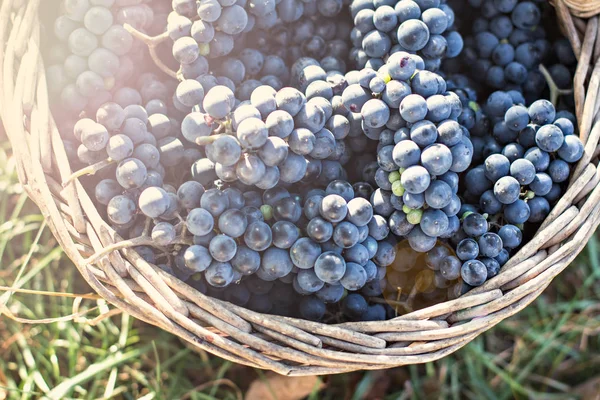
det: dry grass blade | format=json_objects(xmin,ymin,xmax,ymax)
[
  {"xmin": 0, "ymin": 286, "xmax": 102, "ymax": 300},
  {"xmin": 0, "ymin": 301, "xmax": 99, "ymax": 324}
]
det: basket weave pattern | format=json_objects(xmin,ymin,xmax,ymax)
[{"xmin": 2, "ymin": 0, "xmax": 600, "ymax": 376}]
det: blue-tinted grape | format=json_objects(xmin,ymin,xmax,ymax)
[
  {"xmin": 548, "ymin": 159, "xmax": 570, "ymax": 183},
  {"xmin": 260, "ymin": 247, "xmax": 293, "ymax": 279},
  {"xmin": 326, "ymin": 180, "xmax": 355, "ymax": 202},
  {"xmin": 397, "ymin": 19, "xmax": 430, "ymax": 51},
  {"xmin": 528, "ymin": 99, "xmax": 555, "ymax": 125},
  {"xmin": 530, "ymin": 173, "xmax": 553, "ymax": 196},
  {"xmin": 116, "ymin": 158, "xmax": 147, "ymax": 189},
  {"xmin": 528, "ymin": 196, "xmax": 550, "ymax": 223},
  {"xmin": 498, "ymin": 224, "xmax": 522, "ymax": 249},
  {"xmin": 231, "ymin": 246, "xmax": 261, "ymax": 275},
  {"xmin": 316, "ymin": 283, "xmax": 345, "ymax": 303},
  {"xmin": 504, "ymin": 199, "xmax": 531, "ymax": 224},
  {"xmin": 340, "ymin": 262, "xmax": 367, "ymax": 291},
  {"xmin": 307, "ymin": 217, "xmax": 334, "ymax": 243},
  {"xmin": 187, "ymin": 208, "xmax": 215, "ymax": 236},
  {"xmin": 440, "ymin": 255, "xmax": 461, "ymax": 280},
  {"xmin": 217, "ymin": 209, "xmax": 248, "ymax": 238},
  {"xmin": 346, "ymin": 197, "xmax": 374, "ymax": 227},
  {"xmin": 271, "ymin": 221, "xmax": 300, "ymax": 249},
  {"xmin": 172, "ymin": 36, "xmax": 199, "ymax": 65},
  {"xmin": 457, "ymin": 238, "xmax": 479, "ymax": 261},
  {"xmin": 107, "ymin": 195, "xmax": 136, "ymax": 225},
  {"xmin": 478, "ymin": 233, "xmax": 503, "ymax": 257},
  {"xmin": 510, "ymin": 158, "xmax": 536, "ymax": 185},
  {"xmin": 535, "ymin": 124, "xmax": 564, "ymax": 153},
  {"xmin": 333, "ymin": 221, "xmax": 360, "ymax": 249},
  {"xmin": 199, "ymin": 188, "xmax": 229, "ymax": 217},
  {"xmin": 139, "ymin": 187, "xmax": 170, "ymax": 218},
  {"xmin": 400, "ymin": 94, "xmax": 428, "ymax": 123},
  {"xmin": 81, "ymin": 122, "xmax": 109, "ymax": 151},
  {"xmin": 299, "ymin": 297, "xmax": 326, "ymax": 321},
  {"xmin": 408, "ymin": 225, "xmax": 437, "ymax": 252},
  {"xmin": 319, "ymin": 194, "xmax": 348, "ymax": 223},
  {"xmin": 558, "ymin": 135, "xmax": 584, "ymax": 163},
  {"xmin": 345, "ymin": 244, "xmax": 370, "ymax": 266},
  {"xmin": 279, "ymin": 152, "xmax": 308, "ymax": 183},
  {"xmin": 411, "ymin": 120, "xmax": 438, "ymax": 147},
  {"xmin": 257, "ymin": 137, "xmax": 288, "ymax": 167},
  {"xmin": 244, "ymin": 221, "xmax": 272, "ymax": 252},
  {"xmin": 342, "ymin": 293, "xmax": 368, "ymax": 319},
  {"xmin": 184, "ymin": 245, "xmax": 213, "ymax": 273},
  {"xmin": 368, "ymin": 214, "xmax": 390, "ymax": 240},
  {"xmin": 205, "ymin": 261, "xmax": 234, "ymax": 287},
  {"xmin": 176, "ymin": 79, "xmax": 205, "ymax": 108},
  {"xmin": 288, "ymin": 128, "xmax": 315, "ymax": 155},
  {"xmin": 422, "ymin": 143, "xmax": 453, "ymax": 176},
  {"xmin": 273, "ymin": 197, "xmax": 302, "ymax": 222},
  {"xmin": 69, "ymin": 28, "xmax": 98, "ymax": 57},
  {"xmin": 421, "ymin": 209, "xmax": 449, "ymax": 237},
  {"xmin": 313, "ymin": 251, "xmax": 346, "ymax": 284},
  {"xmin": 484, "ymin": 154, "xmax": 510, "ymax": 182},
  {"xmin": 176, "ymin": 181, "xmax": 204, "ymax": 210},
  {"xmin": 463, "ymin": 213, "xmax": 488, "ymax": 237},
  {"xmin": 494, "ymin": 176, "xmax": 520, "ymax": 205},
  {"xmin": 401, "ymin": 166, "xmax": 431, "ymax": 194},
  {"xmin": 95, "ymin": 179, "xmax": 121, "ymax": 206}
]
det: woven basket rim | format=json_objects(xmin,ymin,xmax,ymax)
[{"xmin": 2, "ymin": 0, "xmax": 600, "ymax": 375}]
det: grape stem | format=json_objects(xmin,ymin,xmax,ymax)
[
  {"xmin": 142, "ymin": 217, "xmax": 153, "ymax": 237},
  {"xmin": 123, "ymin": 24, "xmax": 178, "ymax": 80},
  {"xmin": 195, "ymin": 134, "xmax": 223, "ymax": 146},
  {"xmin": 62, "ymin": 158, "xmax": 116, "ymax": 187},
  {"xmin": 84, "ymin": 235, "xmax": 193, "ymax": 266},
  {"xmin": 538, "ymin": 64, "xmax": 573, "ymax": 107}
]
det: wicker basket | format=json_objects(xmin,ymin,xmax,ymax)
[{"xmin": 2, "ymin": 0, "xmax": 600, "ymax": 376}]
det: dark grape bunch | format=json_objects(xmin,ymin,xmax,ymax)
[
  {"xmin": 46, "ymin": 0, "xmax": 168, "ymax": 115},
  {"xmin": 466, "ymin": 99, "xmax": 583, "ymax": 225},
  {"xmin": 441, "ymin": 98, "xmax": 584, "ymax": 289},
  {"xmin": 444, "ymin": 211, "xmax": 515, "ymax": 287},
  {"xmin": 342, "ymin": 52, "xmax": 473, "ymax": 253},
  {"xmin": 349, "ymin": 0, "xmax": 464, "ymax": 71},
  {"xmin": 459, "ymin": 0, "xmax": 550, "ymax": 98},
  {"xmin": 167, "ymin": 0, "xmax": 346, "ymax": 63},
  {"xmin": 168, "ymin": 1, "xmax": 350, "ymax": 98},
  {"xmin": 179, "ymin": 57, "xmax": 351, "ymax": 191},
  {"xmin": 50, "ymin": 0, "xmax": 585, "ymax": 322},
  {"xmin": 235, "ymin": 7, "xmax": 352, "ymax": 73},
  {"xmin": 60, "ymin": 71, "xmax": 185, "ymax": 172}
]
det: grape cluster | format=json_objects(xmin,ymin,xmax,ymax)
[
  {"xmin": 177, "ymin": 58, "xmax": 350, "ymax": 191},
  {"xmin": 238, "ymin": 9, "xmax": 352, "ymax": 71},
  {"xmin": 167, "ymin": 0, "xmax": 347, "ymax": 62},
  {"xmin": 444, "ymin": 212, "xmax": 513, "ymax": 287},
  {"xmin": 46, "ymin": 0, "xmax": 167, "ymax": 115},
  {"xmin": 436, "ymin": 98, "xmax": 584, "ymax": 288},
  {"xmin": 50, "ymin": 0, "xmax": 584, "ymax": 322},
  {"xmin": 468, "ymin": 99, "xmax": 583, "ymax": 224},
  {"xmin": 167, "ymin": 1, "xmax": 350, "ymax": 99},
  {"xmin": 349, "ymin": 0, "xmax": 463, "ymax": 71},
  {"xmin": 458, "ymin": 0, "xmax": 550, "ymax": 98},
  {"xmin": 342, "ymin": 53, "xmax": 474, "ymax": 253}
]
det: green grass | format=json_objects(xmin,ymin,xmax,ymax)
[{"xmin": 0, "ymin": 141, "xmax": 599, "ymax": 400}]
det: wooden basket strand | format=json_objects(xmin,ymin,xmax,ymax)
[{"xmin": 2, "ymin": 0, "xmax": 600, "ymax": 376}]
